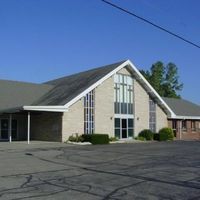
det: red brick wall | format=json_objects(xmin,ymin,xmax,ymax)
[{"xmin": 168, "ymin": 119, "xmax": 200, "ymax": 140}]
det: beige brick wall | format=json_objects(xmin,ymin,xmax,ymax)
[
  {"xmin": 95, "ymin": 76, "xmax": 114, "ymax": 137},
  {"xmin": 156, "ymin": 105, "xmax": 168, "ymax": 132},
  {"xmin": 118, "ymin": 67, "xmax": 131, "ymax": 75},
  {"xmin": 31, "ymin": 112, "xmax": 62, "ymax": 142},
  {"xmin": 62, "ymin": 98, "xmax": 84, "ymax": 141},
  {"xmin": 134, "ymin": 80, "xmax": 149, "ymax": 136}
]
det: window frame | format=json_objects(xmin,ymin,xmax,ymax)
[
  {"xmin": 149, "ymin": 98, "xmax": 156, "ymax": 133},
  {"xmin": 84, "ymin": 90, "xmax": 95, "ymax": 134},
  {"xmin": 114, "ymin": 74, "xmax": 133, "ymax": 115},
  {"xmin": 181, "ymin": 120, "xmax": 187, "ymax": 131}
]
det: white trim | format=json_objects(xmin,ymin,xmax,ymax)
[
  {"xmin": 63, "ymin": 60, "xmax": 175, "ymax": 117},
  {"xmin": 22, "ymin": 60, "xmax": 179, "ymax": 117},
  {"xmin": 127, "ymin": 60, "xmax": 176, "ymax": 117},
  {"xmin": 64, "ymin": 60, "xmax": 131, "ymax": 108},
  {"xmin": 114, "ymin": 114, "xmax": 134, "ymax": 119},
  {"xmin": 23, "ymin": 106, "xmax": 67, "ymax": 112},
  {"xmin": 27, "ymin": 112, "xmax": 30, "ymax": 144},
  {"xmin": 168, "ymin": 115, "xmax": 200, "ymax": 120},
  {"xmin": 22, "ymin": 61, "xmax": 130, "ymax": 112}
]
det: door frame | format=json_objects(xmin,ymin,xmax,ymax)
[
  {"xmin": 114, "ymin": 114, "xmax": 134, "ymax": 139},
  {"xmin": 0, "ymin": 119, "xmax": 9, "ymax": 140},
  {"xmin": 0, "ymin": 118, "xmax": 18, "ymax": 140}
]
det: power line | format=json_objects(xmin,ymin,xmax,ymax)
[{"xmin": 101, "ymin": 0, "xmax": 200, "ymax": 49}]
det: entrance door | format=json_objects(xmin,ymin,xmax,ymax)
[
  {"xmin": 0, "ymin": 119, "xmax": 17, "ymax": 140},
  {"xmin": 1, "ymin": 119, "xmax": 9, "ymax": 140},
  {"xmin": 122, "ymin": 119, "xmax": 128, "ymax": 138},
  {"xmin": 115, "ymin": 118, "xmax": 134, "ymax": 139}
]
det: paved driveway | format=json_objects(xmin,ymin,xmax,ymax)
[{"xmin": 0, "ymin": 141, "xmax": 199, "ymax": 200}]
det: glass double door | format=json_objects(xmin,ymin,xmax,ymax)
[
  {"xmin": 115, "ymin": 118, "xmax": 134, "ymax": 139},
  {"xmin": 0, "ymin": 119, "xmax": 17, "ymax": 140}
]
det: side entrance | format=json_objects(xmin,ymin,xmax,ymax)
[{"xmin": 0, "ymin": 119, "xmax": 17, "ymax": 140}]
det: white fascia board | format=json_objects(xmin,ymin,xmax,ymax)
[
  {"xmin": 23, "ymin": 59, "xmax": 175, "ymax": 118},
  {"xmin": 64, "ymin": 60, "xmax": 131, "ymax": 108},
  {"xmin": 168, "ymin": 115, "xmax": 200, "ymax": 120},
  {"xmin": 22, "ymin": 60, "xmax": 130, "ymax": 112},
  {"xmin": 23, "ymin": 106, "xmax": 67, "ymax": 112},
  {"xmin": 127, "ymin": 60, "xmax": 176, "ymax": 118},
  {"xmin": 63, "ymin": 59, "xmax": 176, "ymax": 118}
]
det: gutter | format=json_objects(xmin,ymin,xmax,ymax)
[
  {"xmin": 23, "ymin": 106, "xmax": 67, "ymax": 112},
  {"xmin": 168, "ymin": 115, "xmax": 200, "ymax": 120}
]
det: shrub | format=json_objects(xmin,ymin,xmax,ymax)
[
  {"xmin": 82, "ymin": 133, "xmax": 109, "ymax": 144},
  {"xmin": 153, "ymin": 133, "xmax": 160, "ymax": 141},
  {"xmin": 137, "ymin": 136, "xmax": 146, "ymax": 141},
  {"xmin": 81, "ymin": 134, "xmax": 92, "ymax": 142},
  {"xmin": 138, "ymin": 129, "xmax": 154, "ymax": 141},
  {"xmin": 91, "ymin": 134, "xmax": 109, "ymax": 145},
  {"xmin": 68, "ymin": 133, "xmax": 84, "ymax": 142},
  {"xmin": 109, "ymin": 137, "xmax": 118, "ymax": 142},
  {"xmin": 158, "ymin": 127, "xmax": 174, "ymax": 141}
]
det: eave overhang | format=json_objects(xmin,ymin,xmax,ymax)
[
  {"xmin": 23, "ymin": 106, "xmax": 67, "ymax": 112},
  {"xmin": 21, "ymin": 60, "xmax": 176, "ymax": 116},
  {"xmin": 168, "ymin": 115, "xmax": 200, "ymax": 120}
]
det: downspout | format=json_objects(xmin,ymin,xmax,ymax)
[
  {"xmin": 27, "ymin": 112, "xmax": 30, "ymax": 144},
  {"xmin": 9, "ymin": 114, "xmax": 12, "ymax": 143}
]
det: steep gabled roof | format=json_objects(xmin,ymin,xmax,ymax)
[
  {"xmin": 0, "ymin": 80, "xmax": 52, "ymax": 113},
  {"xmin": 162, "ymin": 97, "xmax": 200, "ymax": 119},
  {"xmin": 2, "ymin": 59, "xmax": 198, "ymax": 118},
  {"xmin": 32, "ymin": 60, "xmax": 126, "ymax": 106},
  {"xmin": 24, "ymin": 60, "xmax": 174, "ymax": 114}
]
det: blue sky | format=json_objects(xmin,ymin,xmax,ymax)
[{"xmin": 0, "ymin": 0, "xmax": 199, "ymax": 104}]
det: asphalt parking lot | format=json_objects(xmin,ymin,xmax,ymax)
[{"xmin": 0, "ymin": 141, "xmax": 200, "ymax": 200}]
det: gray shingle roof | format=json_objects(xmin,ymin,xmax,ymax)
[
  {"xmin": 1, "ymin": 60, "xmax": 199, "ymax": 118},
  {"xmin": 162, "ymin": 97, "xmax": 200, "ymax": 117},
  {"xmin": 33, "ymin": 60, "xmax": 126, "ymax": 106},
  {"xmin": 0, "ymin": 60, "xmax": 126, "ymax": 113},
  {"xmin": 0, "ymin": 80, "xmax": 52, "ymax": 113}
]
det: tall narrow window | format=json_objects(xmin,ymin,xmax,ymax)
[
  {"xmin": 114, "ymin": 73, "xmax": 134, "ymax": 139},
  {"xmin": 149, "ymin": 98, "xmax": 156, "ymax": 132},
  {"xmin": 84, "ymin": 90, "xmax": 94, "ymax": 134},
  {"xmin": 172, "ymin": 120, "xmax": 177, "ymax": 130},
  {"xmin": 114, "ymin": 74, "xmax": 133, "ymax": 114},
  {"xmin": 182, "ymin": 120, "xmax": 187, "ymax": 131}
]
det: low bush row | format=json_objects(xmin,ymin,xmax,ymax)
[
  {"xmin": 82, "ymin": 133, "xmax": 109, "ymax": 144},
  {"xmin": 68, "ymin": 133, "xmax": 110, "ymax": 144},
  {"xmin": 68, "ymin": 127, "xmax": 174, "ymax": 145},
  {"xmin": 137, "ymin": 127, "xmax": 174, "ymax": 141}
]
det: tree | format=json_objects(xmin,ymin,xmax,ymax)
[{"xmin": 140, "ymin": 61, "xmax": 183, "ymax": 98}]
